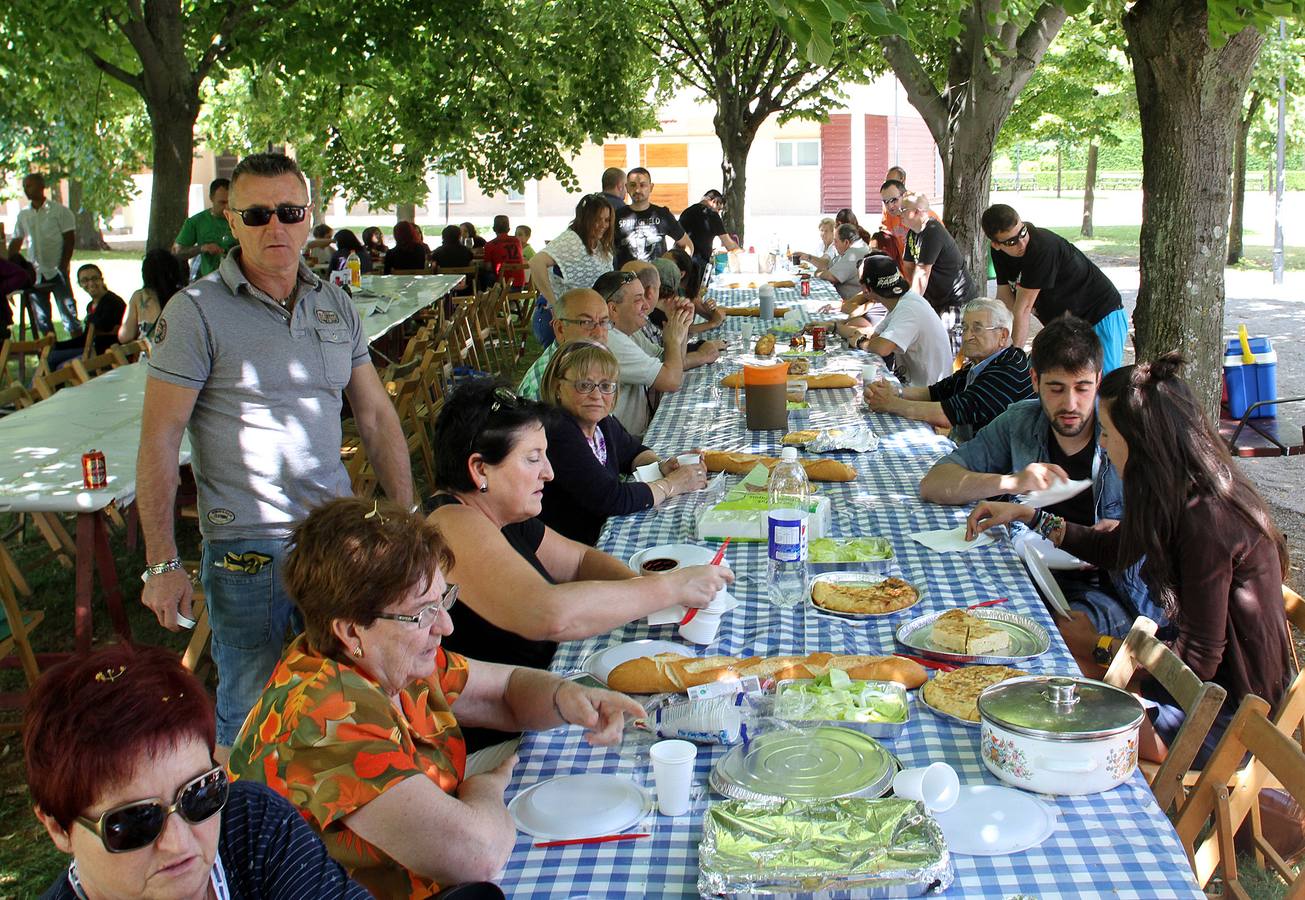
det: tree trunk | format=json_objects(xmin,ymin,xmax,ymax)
[
  {"xmin": 67, "ymin": 180, "xmax": 110, "ymax": 251},
  {"xmin": 1081, "ymin": 143, "xmax": 1098, "ymax": 237},
  {"xmin": 1227, "ymin": 91, "xmax": 1263, "ymax": 264},
  {"xmin": 939, "ymin": 120, "xmax": 999, "ymax": 303},
  {"xmin": 715, "ymin": 109, "xmax": 759, "ymax": 245},
  {"xmin": 1123, "ymin": 0, "xmax": 1263, "ymax": 420},
  {"xmin": 309, "ymin": 176, "xmax": 330, "ymax": 227},
  {"xmin": 1056, "ymin": 147, "xmax": 1062, "ymax": 198},
  {"xmin": 144, "ymin": 97, "xmax": 201, "ymax": 253},
  {"xmin": 397, "ymin": 203, "xmax": 417, "ymax": 223}
]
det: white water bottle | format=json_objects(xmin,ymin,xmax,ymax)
[{"xmin": 766, "ymin": 447, "xmax": 810, "ymax": 607}]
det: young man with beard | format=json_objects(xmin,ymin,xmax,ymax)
[{"xmin": 919, "ymin": 315, "xmax": 1162, "ymax": 637}]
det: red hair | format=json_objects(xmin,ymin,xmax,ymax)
[
  {"xmin": 869, "ymin": 230, "xmax": 905, "ymax": 275},
  {"xmin": 24, "ymin": 644, "xmax": 215, "ymax": 830}
]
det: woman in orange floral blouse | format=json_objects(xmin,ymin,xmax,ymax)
[{"xmin": 227, "ymin": 498, "xmax": 644, "ymax": 899}]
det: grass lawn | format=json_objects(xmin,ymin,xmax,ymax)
[{"xmin": 1045, "ymin": 224, "xmax": 1305, "ymax": 271}]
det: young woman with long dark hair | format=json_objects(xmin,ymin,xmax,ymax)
[{"xmin": 967, "ymin": 352, "xmax": 1291, "ymax": 765}]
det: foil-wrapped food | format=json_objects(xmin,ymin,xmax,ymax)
[{"xmin": 698, "ymin": 797, "xmax": 952, "ymax": 898}]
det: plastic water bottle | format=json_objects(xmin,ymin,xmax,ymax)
[
  {"xmin": 346, "ymin": 250, "xmax": 362, "ymax": 287},
  {"xmin": 767, "ymin": 447, "xmax": 810, "ymax": 607}
]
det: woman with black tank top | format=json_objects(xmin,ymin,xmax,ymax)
[{"xmin": 426, "ymin": 380, "xmax": 734, "ymax": 751}]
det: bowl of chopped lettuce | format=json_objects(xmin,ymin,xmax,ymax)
[
  {"xmin": 808, "ymin": 537, "xmax": 894, "ymax": 574},
  {"xmin": 772, "ymin": 671, "xmax": 911, "ymax": 738}
]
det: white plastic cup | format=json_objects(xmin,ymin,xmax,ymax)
[
  {"xmin": 892, "ymin": 762, "xmax": 960, "ymax": 813},
  {"xmin": 741, "ymin": 322, "xmax": 754, "ymax": 345},
  {"xmin": 677, "ymin": 452, "xmax": 703, "ymax": 469},
  {"xmin": 861, "ymin": 363, "xmax": 881, "ymax": 385},
  {"xmin": 649, "ymin": 739, "xmax": 698, "ymax": 816},
  {"xmin": 678, "ymin": 610, "xmax": 723, "ymax": 645}
]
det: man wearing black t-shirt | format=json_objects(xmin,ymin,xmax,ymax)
[
  {"xmin": 678, "ymin": 189, "xmax": 738, "ymax": 269},
  {"xmin": 900, "ymin": 192, "xmax": 972, "ymax": 351},
  {"xmin": 920, "ymin": 316, "xmax": 1162, "ymax": 639},
  {"xmin": 982, "ymin": 203, "xmax": 1128, "ymax": 374},
  {"xmin": 614, "ymin": 167, "xmax": 693, "ymax": 268}
]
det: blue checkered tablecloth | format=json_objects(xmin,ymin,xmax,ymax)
[{"xmin": 497, "ymin": 293, "xmax": 1201, "ymax": 899}]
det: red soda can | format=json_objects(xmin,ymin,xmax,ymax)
[
  {"xmin": 800, "ymin": 275, "xmax": 811, "ymax": 297},
  {"xmin": 82, "ymin": 449, "xmax": 107, "ymax": 490},
  {"xmin": 812, "ymin": 326, "xmax": 827, "ymax": 351}
]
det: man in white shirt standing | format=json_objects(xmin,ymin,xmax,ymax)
[
  {"xmin": 849, "ymin": 253, "xmax": 954, "ymax": 388},
  {"xmin": 7, "ymin": 173, "xmax": 80, "ymax": 337}
]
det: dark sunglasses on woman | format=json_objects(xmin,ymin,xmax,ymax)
[{"xmin": 75, "ymin": 766, "xmax": 229, "ymax": 853}]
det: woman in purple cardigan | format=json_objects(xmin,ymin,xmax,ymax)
[
  {"xmin": 538, "ymin": 340, "xmax": 706, "ymax": 544},
  {"xmin": 967, "ymin": 353, "xmax": 1290, "ymax": 766}
]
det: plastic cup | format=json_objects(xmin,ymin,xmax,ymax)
[
  {"xmin": 892, "ymin": 762, "xmax": 960, "ymax": 813},
  {"xmin": 679, "ymin": 609, "xmax": 723, "ymax": 645},
  {"xmin": 861, "ymin": 363, "xmax": 881, "ymax": 385},
  {"xmin": 649, "ymin": 739, "xmax": 698, "ymax": 816},
  {"xmin": 677, "ymin": 452, "xmax": 703, "ymax": 469}
]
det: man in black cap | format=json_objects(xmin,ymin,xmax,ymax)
[
  {"xmin": 678, "ymin": 190, "xmax": 738, "ymax": 272},
  {"xmin": 842, "ymin": 254, "xmax": 953, "ymax": 388}
]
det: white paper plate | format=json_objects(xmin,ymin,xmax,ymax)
[
  {"xmin": 628, "ymin": 543, "xmax": 717, "ymax": 574},
  {"xmin": 508, "ymin": 774, "xmax": 652, "ymax": 840},
  {"xmin": 1011, "ymin": 530, "xmax": 1088, "ymax": 571},
  {"xmin": 932, "ymin": 784, "xmax": 1058, "ymax": 855},
  {"xmin": 580, "ymin": 640, "xmax": 695, "ymax": 685},
  {"xmin": 1019, "ymin": 542, "xmax": 1073, "ymax": 618},
  {"xmin": 1020, "ymin": 478, "xmax": 1092, "ymax": 508}
]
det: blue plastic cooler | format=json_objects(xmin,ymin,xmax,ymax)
[{"xmin": 1224, "ymin": 336, "xmax": 1277, "ymax": 419}]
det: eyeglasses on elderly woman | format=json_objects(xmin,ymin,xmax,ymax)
[{"xmin": 372, "ymin": 583, "xmax": 460, "ymax": 627}]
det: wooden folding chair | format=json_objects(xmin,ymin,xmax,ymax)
[
  {"xmin": 0, "ymin": 557, "xmax": 45, "ymax": 729},
  {"xmin": 109, "ymin": 339, "xmax": 149, "ymax": 366},
  {"xmin": 388, "ymin": 372, "xmax": 436, "ymax": 487},
  {"xmin": 179, "ymin": 561, "xmax": 211, "ymax": 677},
  {"xmin": 31, "ymin": 364, "xmax": 87, "ymax": 400},
  {"xmin": 1103, "ymin": 615, "xmax": 1228, "ymax": 818},
  {"xmin": 0, "ymin": 382, "xmax": 33, "ymax": 413},
  {"xmin": 72, "ymin": 348, "xmax": 118, "ymax": 381},
  {"xmin": 79, "ymin": 325, "xmax": 98, "ymax": 360},
  {"xmin": 0, "ymin": 333, "xmax": 54, "ymax": 386},
  {"xmin": 1175, "ymin": 695, "xmax": 1305, "ymax": 898},
  {"xmin": 437, "ymin": 265, "xmax": 479, "ymax": 300}
]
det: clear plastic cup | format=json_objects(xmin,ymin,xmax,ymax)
[{"xmin": 649, "ymin": 739, "xmax": 697, "ymax": 816}]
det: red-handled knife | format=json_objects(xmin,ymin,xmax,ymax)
[
  {"xmin": 895, "ymin": 653, "xmax": 960, "ymax": 673},
  {"xmin": 681, "ymin": 539, "xmax": 732, "ymax": 626},
  {"xmin": 968, "ymin": 597, "xmax": 1010, "ymax": 609}
]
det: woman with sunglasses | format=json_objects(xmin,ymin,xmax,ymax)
[
  {"xmin": 426, "ymin": 379, "xmax": 733, "ymax": 746},
  {"xmin": 526, "ymin": 194, "xmax": 616, "ymax": 348},
  {"xmin": 25, "ymin": 643, "xmax": 368, "ymax": 899},
  {"xmin": 538, "ymin": 340, "xmax": 706, "ymax": 544},
  {"xmin": 229, "ymin": 497, "xmax": 642, "ymax": 898}
]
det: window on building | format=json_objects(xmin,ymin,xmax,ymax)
[
  {"xmin": 435, "ymin": 172, "xmax": 465, "ymax": 204},
  {"xmin": 776, "ymin": 140, "xmax": 820, "ymax": 168}
]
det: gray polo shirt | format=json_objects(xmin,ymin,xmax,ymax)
[{"xmin": 148, "ymin": 251, "xmax": 370, "ymax": 540}]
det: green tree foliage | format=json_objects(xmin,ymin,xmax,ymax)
[
  {"xmin": 0, "ymin": 38, "xmax": 149, "ymax": 230},
  {"xmin": 203, "ymin": 0, "xmax": 657, "ymax": 212},
  {"xmin": 635, "ymin": 0, "xmax": 895, "ymax": 238}
]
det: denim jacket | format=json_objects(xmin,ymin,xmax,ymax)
[{"xmin": 937, "ymin": 398, "xmax": 1123, "ymax": 522}]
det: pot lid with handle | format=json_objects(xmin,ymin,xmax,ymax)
[{"xmin": 977, "ymin": 675, "xmax": 1143, "ymax": 742}]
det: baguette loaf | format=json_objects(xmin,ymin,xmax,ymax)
[
  {"xmin": 720, "ymin": 306, "xmax": 792, "ymax": 317},
  {"xmin": 719, "ymin": 371, "xmax": 856, "ymax": 389},
  {"xmin": 701, "ymin": 450, "xmax": 856, "ymax": 482},
  {"xmin": 605, "ymin": 651, "xmax": 926, "ymax": 694}
]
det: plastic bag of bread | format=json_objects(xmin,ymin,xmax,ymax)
[
  {"xmin": 607, "ymin": 651, "xmax": 927, "ymax": 694},
  {"xmin": 701, "ymin": 450, "xmax": 856, "ymax": 482}
]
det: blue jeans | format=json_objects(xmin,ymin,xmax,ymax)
[
  {"xmin": 26, "ymin": 271, "xmax": 81, "ymax": 337},
  {"xmin": 1056, "ymin": 565, "xmax": 1168, "ymax": 639},
  {"xmin": 1093, "ymin": 307, "xmax": 1129, "ymax": 376},
  {"xmin": 531, "ymin": 298, "xmax": 555, "ymax": 349},
  {"xmin": 201, "ymin": 537, "xmax": 301, "ymax": 746}
]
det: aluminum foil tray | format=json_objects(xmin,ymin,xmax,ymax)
[{"xmin": 698, "ymin": 797, "xmax": 953, "ymax": 898}]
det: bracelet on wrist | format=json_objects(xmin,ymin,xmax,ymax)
[
  {"xmin": 1035, "ymin": 512, "xmax": 1064, "ymax": 540},
  {"xmin": 141, "ymin": 557, "xmax": 183, "ymax": 582}
]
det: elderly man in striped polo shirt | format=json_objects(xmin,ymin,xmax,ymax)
[{"xmin": 864, "ymin": 297, "xmax": 1033, "ymax": 443}]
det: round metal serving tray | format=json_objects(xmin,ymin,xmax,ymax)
[
  {"xmin": 895, "ymin": 607, "xmax": 1051, "ymax": 664},
  {"xmin": 709, "ymin": 726, "xmax": 899, "ymax": 802},
  {"xmin": 807, "ymin": 572, "xmax": 925, "ymax": 620}
]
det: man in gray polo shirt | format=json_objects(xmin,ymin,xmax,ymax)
[{"xmin": 137, "ymin": 152, "xmax": 412, "ymax": 754}]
